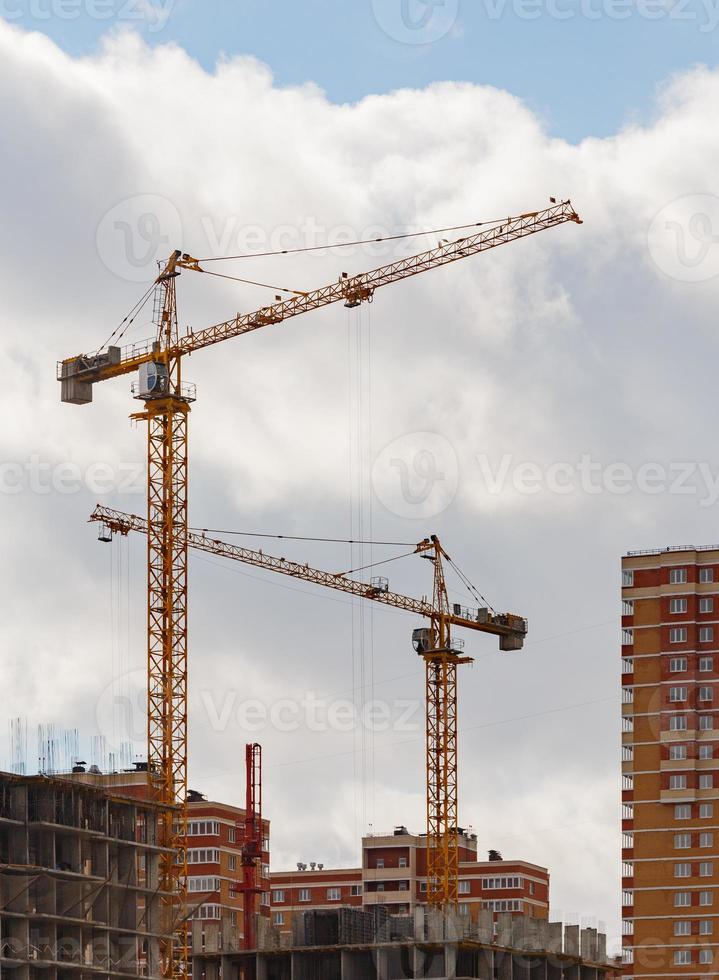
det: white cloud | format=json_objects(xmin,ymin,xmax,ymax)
[{"xmin": 2, "ymin": 19, "xmax": 719, "ymax": 945}]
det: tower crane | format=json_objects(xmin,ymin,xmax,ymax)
[
  {"xmin": 236, "ymin": 743, "xmax": 263, "ymax": 951},
  {"xmin": 60, "ymin": 199, "xmax": 581, "ymax": 976},
  {"xmin": 90, "ymin": 504, "xmax": 528, "ymax": 907}
]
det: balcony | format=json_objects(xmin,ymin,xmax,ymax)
[
  {"xmin": 363, "ymin": 889, "xmax": 413, "ymax": 906},
  {"xmin": 363, "ymin": 867, "xmax": 411, "ymax": 881}
]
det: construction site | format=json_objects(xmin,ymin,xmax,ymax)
[{"xmin": 0, "ymin": 200, "xmax": 621, "ymax": 980}]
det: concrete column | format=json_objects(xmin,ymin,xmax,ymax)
[
  {"xmin": 496, "ymin": 913, "xmax": 512, "ymax": 949},
  {"xmin": 495, "ymin": 947, "xmax": 512, "ymax": 980},
  {"xmin": 564, "ymin": 925, "xmax": 580, "ymax": 958},
  {"xmin": 545, "ymin": 923, "xmax": 562, "ymax": 955}
]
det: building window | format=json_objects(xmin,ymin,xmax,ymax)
[
  {"xmin": 699, "ymin": 774, "xmax": 714, "ymax": 790},
  {"xmin": 327, "ymin": 888, "xmax": 341, "ymax": 901},
  {"xmin": 351, "ymin": 884, "xmax": 362, "ymax": 896},
  {"xmin": 700, "ymin": 715, "xmax": 715, "ymax": 731},
  {"xmin": 623, "ymin": 600, "xmax": 634, "ymax": 615},
  {"xmin": 187, "ymin": 821, "xmax": 220, "ymax": 837},
  {"xmin": 674, "ymin": 892, "xmax": 691, "ymax": 907},
  {"xmin": 482, "ymin": 876, "xmax": 522, "ymax": 890},
  {"xmin": 700, "ymin": 803, "xmax": 714, "ymax": 818},
  {"xmin": 700, "ymin": 949, "xmax": 714, "ymax": 965},
  {"xmin": 700, "ymin": 832, "xmax": 714, "ymax": 847},
  {"xmin": 700, "ymin": 567, "xmax": 715, "ymax": 583},
  {"xmin": 670, "ymin": 687, "xmax": 688, "ymax": 702},
  {"xmin": 623, "ymin": 569, "xmax": 634, "ymax": 587},
  {"xmin": 273, "ymin": 912, "xmax": 284, "ymax": 926},
  {"xmin": 420, "ymin": 882, "xmax": 427, "ymax": 893},
  {"xmin": 700, "ymin": 891, "xmax": 713, "ymax": 906},
  {"xmin": 458, "ymin": 903, "xmax": 470, "ymax": 916},
  {"xmin": 700, "ymin": 627, "xmax": 714, "ymax": 643},
  {"xmin": 699, "ymin": 686, "xmax": 714, "ymax": 702},
  {"xmin": 190, "ymin": 904, "xmax": 221, "ymax": 920},
  {"xmin": 670, "ymin": 745, "xmax": 688, "ymax": 761},
  {"xmin": 458, "ymin": 880, "xmax": 471, "ymax": 894},
  {"xmin": 187, "ymin": 877, "xmax": 220, "ymax": 893},
  {"xmin": 670, "ymin": 568, "xmax": 688, "ymax": 584},
  {"xmin": 700, "ymin": 919, "xmax": 713, "ymax": 935},
  {"xmin": 674, "ymin": 950, "xmax": 691, "ymax": 965},
  {"xmin": 376, "ymin": 859, "xmax": 384, "ymax": 869},
  {"xmin": 674, "ymin": 863, "xmax": 691, "ymax": 878},
  {"xmin": 622, "ymin": 629, "xmax": 634, "ymax": 646},
  {"xmin": 398, "ymin": 857, "xmax": 407, "ymax": 868},
  {"xmin": 299, "ymin": 889, "xmax": 311, "ymax": 902},
  {"xmin": 272, "ymin": 890, "xmax": 284, "ymax": 903},
  {"xmin": 700, "ymin": 862, "xmax": 713, "ymax": 877},
  {"xmin": 674, "ymin": 833, "xmax": 691, "ymax": 849},
  {"xmin": 674, "ymin": 921, "xmax": 691, "ymax": 936},
  {"xmin": 670, "ymin": 715, "xmax": 688, "ymax": 731},
  {"xmin": 228, "ymin": 855, "xmax": 236, "ymax": 872},
  {"xmin": 670, "ymin": 597, "xmax": 688, "ymax": 614},
  {"xmin": 670, "ymin": 628, "xmax": 688, "ymax": 643},
  {"xmin": 670, "ymin": 775, "xmax": 688, "ymax": 791},
  {"xmin": 187, "ymin": 849, "xmax": 220, "ymax": 864},
  {"xmin": 228, "ymin": 827, "xmax": 236, "ymax": 844},
  {"xmin": 675, "ymin": 804, "xmax": 692, "ymax": 820},
  {"xmin": 670, "ymin": 657, "xmax": 688, "ymax": 673},
  {"xmin": 700, "ymin": 598, "xmax": 715, "ymax": 614},
  {"xmin": 700, "ymin": 744, "xmax": 714, "ymax": 760},
  {"xmin": 700, "ymin": 655, "xmax": 714, "ymax": 671}
]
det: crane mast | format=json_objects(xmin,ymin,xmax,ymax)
[
  {"xmin": 61, "ymin": 200, "xmax": 580, "ymax": 974},
  {"xmin": 237, "ymin": 743, "xmax": 263, "ymax": 951},
  {"xmin": 91, "ymin": 506, "xmax": 528, "ymax": 907}
]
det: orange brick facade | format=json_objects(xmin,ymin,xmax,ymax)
[
  {"xmin": 270, "ymin": 828, "xmax": 549, "ymax": 940},
  {"xmin": 622, "ymin": 548, "xmax": 719, "ymax": 977}
]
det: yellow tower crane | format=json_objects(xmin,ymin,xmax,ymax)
[
  {"xmin": 59, "ymin": 200, "xmax": 581, "ymax": 976},
  {"xmin": 90, "ymin": 504, "xmax": 528, "ymax": 906}
]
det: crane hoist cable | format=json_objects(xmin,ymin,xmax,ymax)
[
  {"xmin": 195, "ymin": 214, "xmax": 525, "ymax": 263},
  {"xmin": 187, "ymin": 526, "xmax": 416, "ymax": 546}
]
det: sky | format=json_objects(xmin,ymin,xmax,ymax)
[{"xmin": 2, "ymin": 0, "xmax": 719, "ymax": 956}]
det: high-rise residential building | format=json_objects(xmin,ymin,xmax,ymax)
[
  {"xmin": 622, "ymin": 547, "xmax": 719, "ymax": 978},
  {"xmin": 270, "ymin": 826, "xmax": 549, "ymax": 941}
]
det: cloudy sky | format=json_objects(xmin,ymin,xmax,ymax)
[{"xmin": 2, "ymin": 1, "xmax": 719, "ymax": 954}]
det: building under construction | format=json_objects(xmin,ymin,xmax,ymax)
[
  {"xmin": 0, "ymin": 770, "xmax": 172, "ymax": 979},
  {"xmin": 192, "ymin": 906, "xmax": 619, "ymax": 980}
]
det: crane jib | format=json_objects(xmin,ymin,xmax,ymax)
[{"xmin": 58, "ymin": 199, "xmax": 580, "ymax": 402}]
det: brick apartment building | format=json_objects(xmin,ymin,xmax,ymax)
[
  {"xmin": 68, "ymin": 767, "xmax": 270, "ymax": 944},
  {"xmin": 622, "ymin": 546, "xmax": 719, "ymax": 977},
  {"xmin": 269, "ymin": 826, "xmax": 549, "ymax": 940}
]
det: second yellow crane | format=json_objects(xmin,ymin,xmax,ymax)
[{"xmin": 91, "ymin": 505, "xmax": 527, "ymax": 907}]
